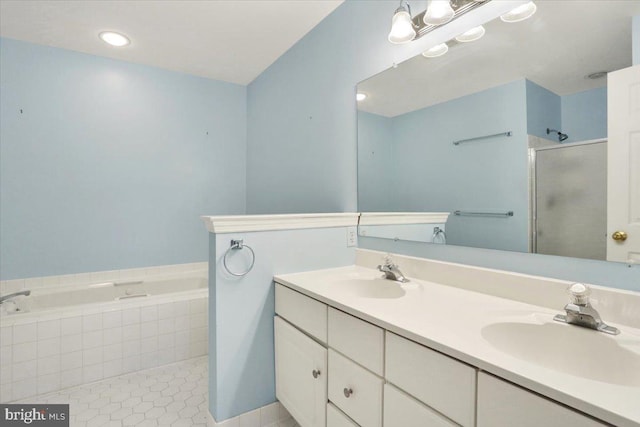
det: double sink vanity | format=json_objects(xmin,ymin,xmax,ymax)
[{"xmin": 273, "ymin": 249, "xmax": 640, "ymax": 427}]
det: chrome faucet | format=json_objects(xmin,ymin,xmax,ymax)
[
  {"xmin": 0, "ymin": 290, "xmax": 31, "ymax": 305},
  {"xmin": 377, "ymin": 256, "xmax": 410, "ymax": 283},
  {"xmin": 553, "ymin": 283, "xmax": 619, "ymax": 335}
]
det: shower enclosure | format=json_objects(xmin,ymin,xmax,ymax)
[{"xmin": 530, "ymin": 140, "xmax": 607, "ymax": 260}]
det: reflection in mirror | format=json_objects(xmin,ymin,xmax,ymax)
[{"xmin": 357, "ymin": 1, "xmax": 640, "ymax": 263}]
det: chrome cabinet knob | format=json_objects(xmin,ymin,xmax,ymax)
[
  {"xmin": 343, "ymin": 388, "xmax": 353, "ymax": 398},
  {"xmin": 312, "ymin": 369, "xmax": 321, "ymax": 379}
]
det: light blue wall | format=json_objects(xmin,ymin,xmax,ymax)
[
  {"xmin": 246, "ymin": 1, "xmax": 419, "ymax": 214},
  {"xmin": 633, "ymin": 16, "xmax": 639, "ymax": 65},
  {"xmin": 526, "ymin": 80, "xmax": 561, "ymax": 140},
  {"xmin": 209, "ymin": 228, "xmax": 355, "ymax": 421},
  {"xmin": 391, "ymin": 80, "xmax": 529, "ymax": 252},
  {"xmin": 357, "ymin": 111, "xmax": 394, "ymax": 211},
  {"xmin": 560, "ymin": 87, "xmax": 608, "ymax": 144},
  {"xmin": 0, "ymin": 38, "xmax": 247, "ymax": 280}
]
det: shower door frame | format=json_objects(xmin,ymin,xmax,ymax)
[{"xmin": 528, "ymin": 138, "xmax": 607, "ymax": 256}]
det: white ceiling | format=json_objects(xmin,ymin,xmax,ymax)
[
  {"xmin": 358, "ymin": 1, "xmax": 640, "ymax": 117},
  {"xmin": 0, "ymin": 0, "xmax": 343, "ymax": 85}
]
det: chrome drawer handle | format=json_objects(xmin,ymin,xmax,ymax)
[
  {"xmin": 343, "ymin": 388, "xmax": 353, "ymax": 398},
  {"xmin": 312, "ymin": 370, "xmax": 321, "ymax": 379}
]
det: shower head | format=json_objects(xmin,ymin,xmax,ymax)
[{"xmin": 547, "ymin": 128, "xmax": 568, "ymax": 142}]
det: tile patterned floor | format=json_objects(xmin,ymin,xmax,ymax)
[{"xmin": 15, "ymin": 356, "xmax": 298, "ymax": 427}]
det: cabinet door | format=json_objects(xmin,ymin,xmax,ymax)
[
  {"xmin": 384, "ymin": 384, "xmax": 457, "ymax": 427},
  {"xmin": 477, "ymin": 373, "xmax": 607, "ymax": 427},
  {"xmin": 275, "ymin": 316, "xmax": 327, "ymax": 427}
]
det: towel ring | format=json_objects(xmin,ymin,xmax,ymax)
[{"xmin": 222, "ymin": 239, "xmax": 255, "ymax": 277}]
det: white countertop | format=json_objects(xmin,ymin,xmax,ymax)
[{"xmin": 274, "ymin": 265, "xmax": 640, "ymax": 427}]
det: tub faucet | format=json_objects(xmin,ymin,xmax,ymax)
[
  {"xmin": 553, "ymin": 283, "xmax": 619, "ymax": 335},
  {"xmin": 0, "ymin": 290, "xmax": 31, "ymax": 305},
  {"xmin": 378, "ymin": 256, "xmax": 410, "ymax": 283}
]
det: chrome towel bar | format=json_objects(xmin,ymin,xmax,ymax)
[
  {"xmin": 453, "ymin": 131, "xmax": 512, "ymax": 146},
  {"xmin": 454, "ymin": 210, "xmax": 514, "ymax": 217}
]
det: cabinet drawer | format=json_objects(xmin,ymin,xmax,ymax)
[
  {"xmin": 328, "ymin": 308, "xmax": 384, "ymax": 376},
  {"xmin": 327, "ymin": 403, "xmax": 359, "ymax": 427},
  {"xmin": 274, "ymin": 316, "xmax": 327, "ymax": 427},
  {"xmin": 275, "ymin": 283, "xmax": 327, "ymax": 343},
  {"xmin": 477, "ymin": 373, "xmax": 607, "ymax": 427},
  {"xmin": 328, "ymin": 349, "xmax": 383, "ymax": 427},
  {"xmin": 385, "ymin": 332, "xmax": 476, "ymax": 427},
  {"xmin": 384, "ymin": 384, "xmax": 458, "ymax": 427}
]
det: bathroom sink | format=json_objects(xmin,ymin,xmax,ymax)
[
  {"xmin": 332, "ymin": 277, "xmax": 408, "ymax": 299},
  {"xmin": 481, "ymin": 319, "xmax": 640, "ymax": 386}
]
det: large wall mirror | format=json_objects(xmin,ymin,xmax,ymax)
[{"xmin": 357, "ymin": 1, "xmax": 640, "ymax": 264}]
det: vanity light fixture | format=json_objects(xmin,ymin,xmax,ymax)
[
  {"xmin": 422, "ymin": 43, "xmax": 449, "ymax": 58},
  {"xmin": 455, "ymin": 25, "xmax": 486, "ymax": 42},
  {"xmin": 388, "ymin": 0, "xmax": 490, "ymax": 45},
  {"xmin": 99, "ymin": 31, "xmax": 130, "ymax": 47},
  {"xmin": 500, "ymin": 2, "xmax": 537, "ymax": 23},
  {"xmin": 388, "ymin": 1, "xmax": 417, "ymax": 44},
  {"xmin": 424, "ymin": 0, "xmax": 455, "ymax": 25},
  {"xmin": 356, "ymin": 93, "xmax": 368, "ymax": 101}
]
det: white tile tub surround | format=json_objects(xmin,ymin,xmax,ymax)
[
  {"xmin": 207, "ymin": 401, "xmax": 297, "ymax": 427},
  {"xmin": 0, "ymin": 263, "xmax": 209, "ymax": 403}
]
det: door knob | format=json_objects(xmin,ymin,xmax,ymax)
[
  {"xmin": 343, "ymin": 388, "xmax": 353, "ymax": 398},
  {"xmin": 612, "ymin": 231, "xmax": 628, "ymax": 241},
  {"xmin": 312, "ymin": 369, "xmax": 321, "ymax": 379}
]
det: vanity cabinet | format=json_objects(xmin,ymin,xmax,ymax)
[
  {"xmin": 274, "ymin": 283, "xmax": 610, "ymax": 427},
  {"xmin": 274, "ymin": 316, "xmax": 327, "ymax": 427},
  {"xmin": 385, "ymin": 332, "xmax": 476, "ymax": 427},
  {"xmin": 476, "ymin": 373, "xmax": 608, "ymax": 427}
]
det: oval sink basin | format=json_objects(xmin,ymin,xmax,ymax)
[
  {"xmin": 334, "ymin": 278, "xmax": 407, "ymax": 299},
  {"xmin": 481, "ymin": 321, "xmax": 640, "ymax": 386}
]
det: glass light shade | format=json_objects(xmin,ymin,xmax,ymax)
[
  {"xmin": 422, "ymin": 43, "xmax": 449, "ymax": 58},
  {"xmin": 99, "ymin": 31, "xmax": 130, "ymax": 47},
  {"xmin": 356, "ymin": 93, "xmax": 367, "ymax": 101},
  {"xmin": 500, "ymin": 2, "xmax": 537, "ymax": 23},
  {"xmin": 388, "ymin": 8, "xmax": 416, "ymax": 44},
  {"xmin": 423, "ymin": 0, "xmax": 455, "ymax": 26},
  {"xmin": 455, "ymin": 25, "xmax": 486, "ymax": 43}
]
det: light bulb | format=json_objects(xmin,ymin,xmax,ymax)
[
  {"xmin": 422, "ymin": 43, "xmax": 449, "ymax": 58},
  {"xmin": 455, "ymin": 25, "xmax": 485, "ymax": 43},
  {"xmin": 500, "ymin": 2, "xmax": 537, "ymax": 23},
  {"xmin": 356, "ymin": 93, "xmax": 367, "ymax": 101},
  {"xmin": 388, "ymin": 6, "xmax": 416, "ymax": 44},
  {"xmin": 424, "ymin": 0, "xmax": 455, "ymax": 26},
  {"xmin": 99, "ymin": 31, "xmax": 130, "ymax": 47}
]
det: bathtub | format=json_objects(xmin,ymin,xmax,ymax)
[
  {"xmin": 2, "ymin": 277, "xmax": 206, "ymax": 315},
  {"xmin": 0, "ymin": 273, "xmax": 208, "ymax": 402}
]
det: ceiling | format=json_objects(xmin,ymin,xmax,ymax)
[
  {"xmin": 358, "ymin": 1, "xmax": 640, "ymax": 117},
  {"xmin": 0, "ymin": 0, "xmax": 344, "ymax": 85}
]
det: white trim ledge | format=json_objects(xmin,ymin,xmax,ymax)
[
  {"xmin": 359, "ymin": 212, "xmax": 450, "ymax": 226},
  {"xmin": 201, "ymin": 213, "xmax": 360, "ymax": 233}
]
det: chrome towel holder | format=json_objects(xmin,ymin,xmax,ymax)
[{"xmin": 222, "ymin": 239, "xmax": 255, "ymax": 277}]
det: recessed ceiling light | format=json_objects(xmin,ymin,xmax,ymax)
[
  {"xmin": 99, "ymin": 31, "xmax": 130, "ymax": 47},
  {"xmin": 356, "ymin": 93, "xmax": 368, "ymax": 101},
  {"xmin": 422, "ymin": 43, "xmax": 449, "ymax": 58},
  {"xmin": 455, "ymin": 25, "xmax": 486, "ymax": 43},
  {"xmin": 500, "ymin": 2, "xmax": 537, "ymax": 23}
]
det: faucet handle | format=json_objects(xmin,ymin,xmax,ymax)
[{"xmin": 568, "ymin": 283, "xmax": 591, "ymax": 305}]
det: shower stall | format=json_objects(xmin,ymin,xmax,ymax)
[{"xmin": 530, "ymin": 139, "xmax": 607, "ymax": 260}]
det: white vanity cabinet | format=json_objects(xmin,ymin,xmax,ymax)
[
  {"xmin": 476, "ymin": 373, "xmax": 608, "ymax": 427},
  {"xmin": 275, "ymin": 285, "xmax": 329, "ymax": 427},
  {"xmin": 274, "ymin": 282, "xmax": 612, "ymax": 427}
]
